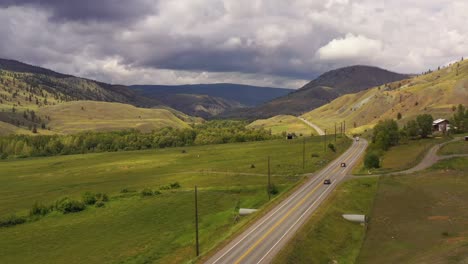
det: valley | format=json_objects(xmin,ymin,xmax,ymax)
[{"xmin": 0, "ymin": 135, "xmax": 351, "ymax": 263}]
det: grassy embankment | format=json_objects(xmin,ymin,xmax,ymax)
[
  {"xmin": 353, "ymin": 137, "xmax": 450, "ymax": 175},
  {"xmin": 0, "ymin": 136, "xmax": 350, "ymax": 264},
  {"xmin": 274, "ymin": 177, "xmax": 378, "ymax": 264},
  {"xmin": 358, "ymin": 157, "xmax": 468, "ymax": 263},
  {"xmin": 247, "ymin": 115, "xmax": 317, "ymax": 136},
  {"xmin": 38, "ymin": 101, "xmax": 198, "ymax": 134},
  {"xmin": 438, "ymin": 139, "xmax": 468, "ymax": 155}
]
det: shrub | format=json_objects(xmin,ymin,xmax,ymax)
[
  {"xmin": 29, "ymin": 202, "xmax": 50, "ymax": 217},
  {"xmin": 82, "ymin": 192, "xmax": 97, "ymax": 205},
  {"xmin": 55, "ymin": 198, "xmax": 86, "ymax": 214},
  {"xmin": 141, "ymin": 188, "xmax": 154, "ymax": 197},
  {"xmin": 170, "ymin": 182, "xmax": 181, "ymax": 189},
  {"xmin": 364, "ymin": 152, "xmax": 380, "ymax": 169},
  {"xmin": 0, "ymin": 215, "xmax": 27, "ymax": 227},
  {"xmin": 95, "ymin": 193, "xmax": 109, "ymax": 202},
  {"xmin": 269, "ymin": 184, "xmax": 279, "ymax": 195},
  {"xmin": 328, "ymin": 143, "xmax": 336, "ymax": 152},
  {"xmin": 120, "ymin": 188, "xmax": 129, "ymax": 193},
  {"xmin": 0, "ymin": 153, "xmax": 7, "ymax": 160},
  {"xmin": 95, "ymin": 201, "xmax": 105, "ymax": 208},
  {"xmin": 159, "ymin": 185, "xmax": 170, "ymax": 190},
  {"xmin": 311, "ymin": 153, "xmax": 319, "ymax": 158},
  {"xmin": 250, "ymin": 164, "xmax": 255, "ymax": 168}
]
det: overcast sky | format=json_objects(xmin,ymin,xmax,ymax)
[{"xmin": 0, "ymin": 0, "xmax": 467, "ymax": 88}]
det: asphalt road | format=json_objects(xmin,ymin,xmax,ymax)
[
  {"xmin": 205, "ymin": 138, "xmax": 368, "ymax": 264},
  {"xmin": 297, "ymin": 117, "xmax": 325, "ymax": 135}
]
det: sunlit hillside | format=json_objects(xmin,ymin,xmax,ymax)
[
  {"xmin": 302, "ymin": 59, "xmax": 468, "ymax": 134},
  {"xmin": 247, "ymin": 115, "xmax": 316, "ymax": 136},
  {"xmin": 38, "ymin": 101, "xmax": 193, "ymax": 134}
]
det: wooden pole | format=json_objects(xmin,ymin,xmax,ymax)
[
  {"xmin": 195, "ymin": 186, "xmax": 199, "ymax": 257},
  {"xmin": 268, "ymin": 156, "xmax": 271, "ymax": 200},
  {"xmin": 324, "ymin": 129, "xmax": 327, "ymax": 152},
  {"xmin": 302, "ymin": 137, "xmax": 305, "ymax": 170},
  {"xmin": 334, "ymin": 123, "xmax": 337, "ymax": 143}
]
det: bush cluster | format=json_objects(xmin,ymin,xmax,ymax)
[
  {"xmin": 1, "ymin": 191, "xmax": 110, "ymax": 229},
  {"xmin": 0, "ymin": 215, "xmax": 27, "ymax": 228},
  {"xmin": 159, "ymin": 182, "xmax": 181, "ymax": 190}
]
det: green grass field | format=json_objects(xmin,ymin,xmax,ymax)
[
  {"xmin": 357, "ymin": 157, "xmax": 468, "ymax": 264},
  {"xmin": 247, "ymin": 115, "xmax": 316, "ymax": 136},
  {"xmin": 274, "ymin": 177, "xmax": 378, "ymax": 264},
  {"xmin": 0, "ymin": 136, "xmax": 350, "ymax": 263},
  {"xmin": 438, "ymin": 139, "xmax": 468, "ymax": 155}
]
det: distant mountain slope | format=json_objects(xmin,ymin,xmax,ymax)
[
  {"xmin": 38, "ymin": 101, "xmax": 193, "ymax": 134},
  {"xmin": 130, "ymin": 84, "xmax": 293, "ymax": 107},
  {"xmin": 155, "ymin": 93, "xmax": 242, "ymax": 119},
  {"xmin": 302, "ymin": 59, "xmax": 468, "ymax": 134},
  {"xmin": 0, "ymin": 58, "xmax": 159, "ymax": 107},
  {"xmin": 224, "ymin": 65, "xmax": 409, "ymax": 119}
]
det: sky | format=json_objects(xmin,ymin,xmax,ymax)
[{"xmin": 0, "ymin": 0, "xmax": 467, "ymax": 89}]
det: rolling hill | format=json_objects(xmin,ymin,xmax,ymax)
[
  {"xmin": 301, "ymin": 59, "xmax": 468, "ymax": 134},
  {"xmin": 224, "ymin": 65, "xmax": 409, "ymax": 119},
  {"xmin": 247, "ymin": 115, "xmax": 317, "ymax": 136},
  {"xmin": 38, "ymin": 101, "xmax": 195, "ymax": 134},
  {"xmin": 129, "ymin": 84, "xmax": 293, "ymax": 118}
]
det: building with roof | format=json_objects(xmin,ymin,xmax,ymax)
[{"xmin": 433, "ymin": 118, "xmax": 450, "ymax": 133}]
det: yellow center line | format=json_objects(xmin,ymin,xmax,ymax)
[{"xmin": 233, "ymin": 141, "xmax": 361, "ymax": 264}]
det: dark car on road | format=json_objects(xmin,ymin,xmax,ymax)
[{"xmin": 324, "ymin": 179, "xmax": 331, "ymax": 185}]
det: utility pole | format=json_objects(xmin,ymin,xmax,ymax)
[
  {"xmin": 302, "ymin": 137, "xmax": 305, "ymax": 170},
  {"xmin": 334, "ymin": 122, "xmax": 337, "ymax": 143},
  {"xmin": 344, "ymin": 121, "xmax": 346, "ymax": 134},
  {"xmin": 340, "ymin": 122, "xmax": 343, "ymax": 136},
  {"xmin": 195, "ymin": 186, "xmax": 199, "ymax": 257},
  {"xmin": 268, "ymin": 156, "xmax": 271, "ymax": 200},
  {"xmin": 324, "ymin": 129, "xmax": 327, "ymax": 152}
]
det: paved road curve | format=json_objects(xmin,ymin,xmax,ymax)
[
  {"xmin": 205, "ymin": 138, "xmax": 368, "ymax": 264},
  {"xmin": 298, "ymin": 117, "xmax": 325, "ymax": 136}
]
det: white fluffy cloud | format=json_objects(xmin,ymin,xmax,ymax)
[
  {"xmin": 0, "ymin": 0, "xmax": 467, "ymax": 88},
  {"xmin": 317, "ymin": 33, "xmax": 383, "ymax": 61}
]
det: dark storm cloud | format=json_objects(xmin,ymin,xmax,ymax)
[
  {"xmin": 0, "ymin": 0, "xmax": 156, "ymax": 22},
  {"xmin": 0, "ymin": 0, "xmax": 467, "ymax": 88}
]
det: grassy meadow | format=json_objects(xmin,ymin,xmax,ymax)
[
  {"xmin": 38, "ymin": 101, "xmax": 194, "ymax": 134},
  {"xmin": 357, "ymin": 157, "xmax": 468, "ymax": 263},
  {"xmin": 0, "ymin": 136, "xmax": 350, "ymax": 263},
  {"xmin": 274, "ymin": 177, "xmax": 378, "ymax": 264},
  {"xmin": 353, "ymin": 137, "xmax": 450, "ymax": 174},
  {"xmin": 438, "ymin": 139, "xmax": 468, "ymax": 155},
  {"xmin": 247, "ymin": 115, "xmax": 317, "ymax": 136}
]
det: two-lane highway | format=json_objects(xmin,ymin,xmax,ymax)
[{"xmin": 205, "ymin": 138, "xmax": 368, "ymax": 264}]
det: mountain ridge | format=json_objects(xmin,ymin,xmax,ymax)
[{"xmin": 223, "ymin": 65, "xmax": 410, "ymax": 119}]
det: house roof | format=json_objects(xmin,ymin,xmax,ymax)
[{"xmin": 433, "ymin": 118, "xmax": 448, "ymax": 125}]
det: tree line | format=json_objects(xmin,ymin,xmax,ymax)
[
  {"xmin": 364, "ymin": 105, "xmax": 467, "ymax": 169},
  {"xmin": 0, "ymin": 120, "xmax": 278, "ymax": 159},
  {"xmin": 363, "ymin": 114, "xmax": 435, "ymax": 169}
]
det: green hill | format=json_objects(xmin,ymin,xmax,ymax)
[
  {"xmin": 301, "ymin": 59, "xmax": 468, "ymax": 134},
  {"xmin": 37, "ymin": 101, "xmax": 193, "ymax": 134}
]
